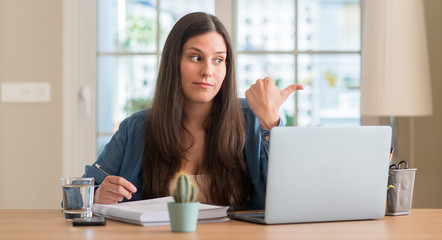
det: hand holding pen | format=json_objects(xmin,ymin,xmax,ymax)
[{"xmin": 94, "ymin": 164, "xmax": 137, "ymax": 204}]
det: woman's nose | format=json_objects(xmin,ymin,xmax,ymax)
[{"xmin": 201, "ymin": 60, "xmax": 213, "ymax": 78}]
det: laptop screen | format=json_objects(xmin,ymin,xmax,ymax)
[{"xmin": 264, "ymin": 126, "xmax": 391, "ymax": 224}]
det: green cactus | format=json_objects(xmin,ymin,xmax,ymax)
[{"xmin": 172, "ymin": 173, "xmax": 197, "ymax": 203}]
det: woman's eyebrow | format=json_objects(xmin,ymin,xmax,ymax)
[{"xmin": 185, "ymin": 47, "xmax": 226, "ymax": 55}]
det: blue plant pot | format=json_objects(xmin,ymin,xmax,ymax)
[{"xmin": 167, "ymin": 202, "xmax": 200, "ymax": 232}]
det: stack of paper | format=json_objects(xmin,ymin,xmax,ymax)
[{"xmin": 92, "ymin": 196, "xmax": 229, "ymax": 226}]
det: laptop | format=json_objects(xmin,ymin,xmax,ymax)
[{"xmin": 231, "ymin": 126, "xmax": 392, "ymax": 224}]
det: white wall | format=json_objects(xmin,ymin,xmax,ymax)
[
  {"xmin": 398, "ymin": 0, "xmax": 442, "ymax": 208},
  {"xmin": 0, "ymin": 0, "xmax": 63, "ymax": 209}
]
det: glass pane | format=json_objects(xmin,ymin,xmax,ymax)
[
  {"xmin": 236, "ymin": 54, "xmax": 296, "ymax": 125},
  {"xmin": 96, "ymin": 55, "xmax": 157, "ymax": 154},
  {"xmin": 97, "ymin": 0, "xmax": 118, "ymax": 52},
  {"xmin": 97, "ymin": 0, "xmax": 157, "ymax": 52},
  {"xmin": 298, "ymin": 0, "xmax": 360, "ymax": 51},
  {"xmin": 297, "ymin": 54, "xmax": 360, "ymax": 126},
  {"xmin": 237, "ymin": 0, "xmax": 295, "ymax": 51},
  {"xmin": 159, "ymin": 0, "xmax": 215, "ymax": 50}
]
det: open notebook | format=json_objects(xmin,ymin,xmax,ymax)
[
  {"xmin": 231, "ymin": 126, "xmax": 392, "ymax": 224},
  {"xmin": 92, "ymin": 196, "xmax": 229, "ymax": 226}
]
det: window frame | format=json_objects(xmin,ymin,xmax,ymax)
[{"xmin": 63, "ymin": 0, "xmax": 97, "ymax": 177}]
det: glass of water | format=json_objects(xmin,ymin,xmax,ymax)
[{"xmin": 61, "ymin": 177, "xmax": 95, "ymax": 219}]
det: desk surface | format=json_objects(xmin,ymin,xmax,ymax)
[{"xmin": 0, "ymin": 209, "xmax": 441, "ymax": 240}]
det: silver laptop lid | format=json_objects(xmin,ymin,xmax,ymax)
[{"xmin": 265, "ymin": 126, "xmax": 392, "ymax": 224}]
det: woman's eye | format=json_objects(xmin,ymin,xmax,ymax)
[
  {"xmin": 190, "ymin": 56, "xmax": 200, "ymax": 62},
  {"xmin": 215, "ymin": 58, "xmax": 224, "ymax": 64}
]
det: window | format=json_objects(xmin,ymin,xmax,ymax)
[
  {"xmin": 96, "ymin": 0, "xmax": 361, "ymax": 155},
  {"xmin": 236, "ymin": 0, "xmax": 361, "ymax": 126}
]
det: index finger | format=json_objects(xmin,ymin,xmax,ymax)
[
  {"xmin": 282, "ymin": 84, "xmax": 303, "ymax": 96},
  {"xmin": 106, "ymin": 176, "xmax": 137, "ymax": 193}
]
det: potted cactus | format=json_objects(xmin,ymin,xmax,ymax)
[{"xmin": 167, "ymin": 173, "xmax": 199, "ymax": 232}]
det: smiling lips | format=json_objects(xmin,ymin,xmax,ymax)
[{"xmin": 193, "ymin": 82, "xmax": 213, "ymax": 89}]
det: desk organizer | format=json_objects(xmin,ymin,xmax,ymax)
[{"xmin": 386, "ymin": 167, "xmax": 417, "ymax": 216}]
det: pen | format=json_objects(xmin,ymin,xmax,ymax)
[
  {"xmin": 95, "ymin": 163, "xmax": 111, "ymax": 176},
  {"xmin": 389, "ymin": 147, "xmax": 394, "ymax": 162}
]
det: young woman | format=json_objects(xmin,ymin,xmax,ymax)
[{"xmin": 83, "ymin": 12, "xmax": 303, "ymax": 210}]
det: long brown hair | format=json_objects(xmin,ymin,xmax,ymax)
[{"xmin": 142, "ymin": 12, "xmax": 250, "ymax": 208}]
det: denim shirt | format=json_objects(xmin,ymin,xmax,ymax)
[{"xmin": 83, "ymin": 98, "xmax": 280, "ymax": 209}]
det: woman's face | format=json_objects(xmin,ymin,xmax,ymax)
[{"xmin": 180, "ymin": 32, "xmax": 227, "ymax": 106}]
